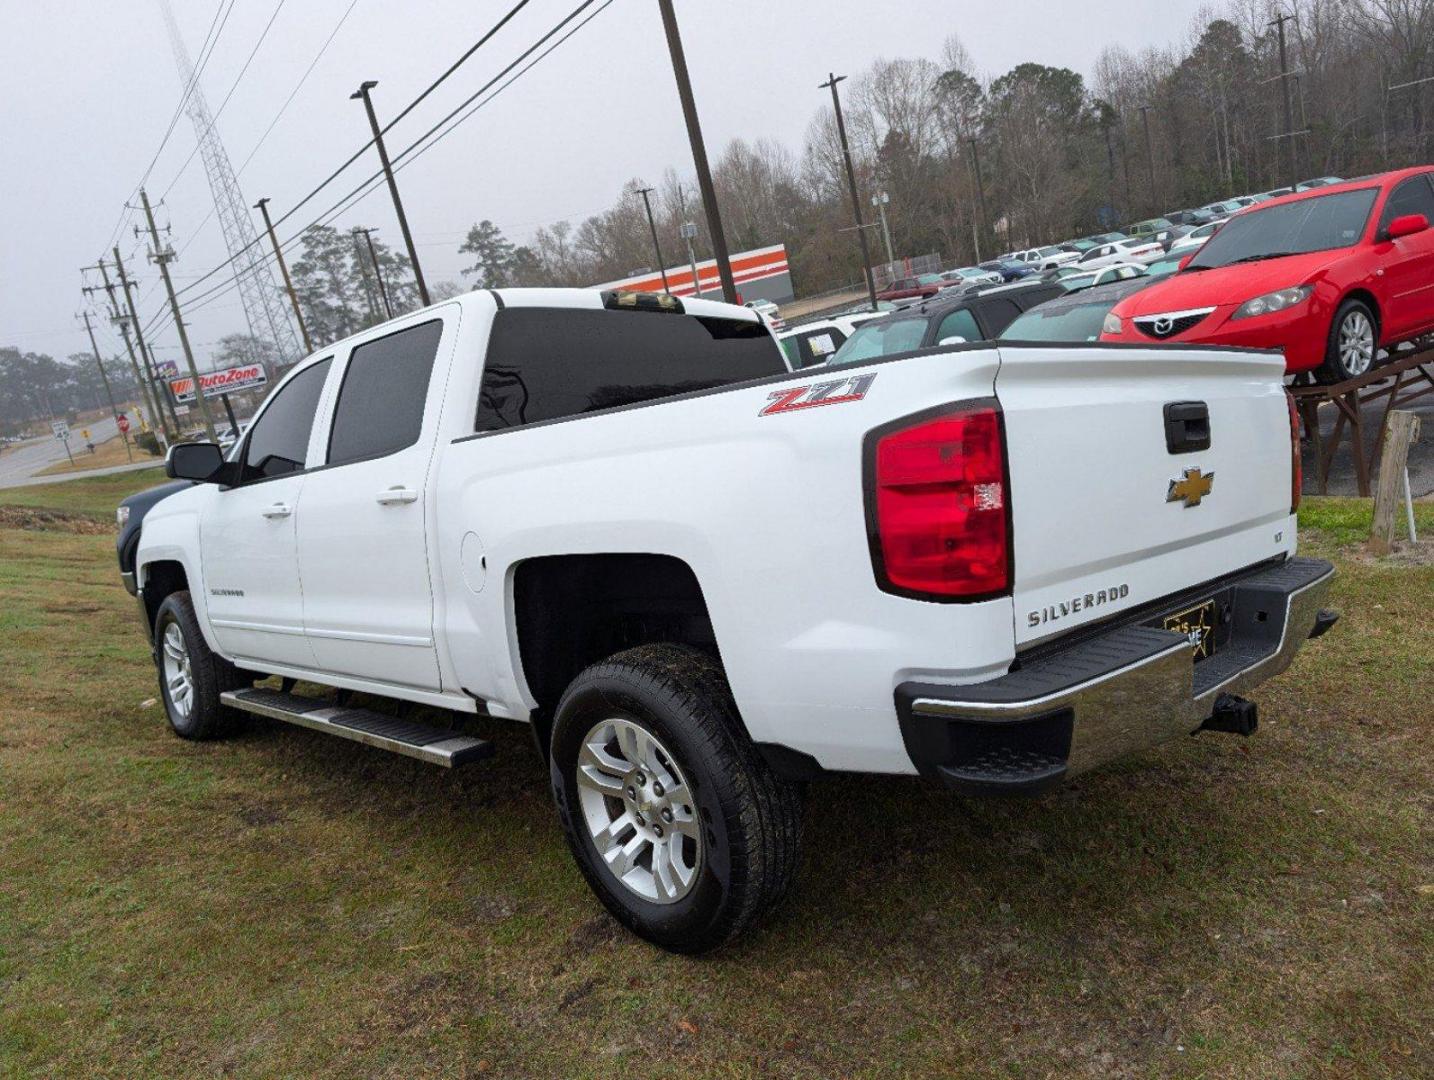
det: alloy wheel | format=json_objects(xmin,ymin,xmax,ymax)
[
  {"xmin": 574, "ymin": 717, "xmax": 702, "ymax": 904},
  {"xmin": 1338, "ymin": 310, "xmax": 1374, "ymax": 377},
  {"xmin": 161, "ymin": 621, "xmax": 194, "ymax": 720}
]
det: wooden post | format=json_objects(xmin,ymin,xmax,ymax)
[{"xmin": 1369, "ymin": 410, "xmax": 1421, "ymax": 554}]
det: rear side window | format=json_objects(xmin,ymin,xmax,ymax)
[
  {"xmin": 935, "ymin": 308, "xmax": 980, "ymax": 343},
  {"xmin": 829, "ymin": 317, "xmax": 927, "ymax": 366},
  {"xmin": 241, "ymin": 358, "xmax": 331, "ymax": 482},
  {"xmin": 476, "ymin": 309, "xmax": 782, "ymax": 432},
  {"xmin": 328, "ymin": 320, "xmax": 443, "ymax": 465},
  {"xmin": 781, "ymin": 327, "xmax": 847, "ymax": 368}
]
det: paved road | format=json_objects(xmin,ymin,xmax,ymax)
[
  {"xmin": 0, "ymin": 415, "xmax": 126, "ymax": 487},
  {"xmin": 1305, "ymin": 392, "xmax": 1434, "ymax": 499}
]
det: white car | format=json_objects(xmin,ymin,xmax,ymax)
[
  {"xmin": 743, "ymin": 297, "xmax": 785, "ymax": 330},
  {"xmin": 777, "ymin": 314, "xmax": 881, "ymax": 369},
  {"xmin": 940, "ymin": 266, "xmax": 1004, "ymax": 289},
  {"xmin": 1073, "ymin": 237, "xmax": 1164, "ymax": 270},
  {"xmin": 128, "ymin": 287, "xmax": 1335, "ymax": 953},
  {"xmin": 1168, "ymin": 219, "xmax": 1225, "ymax": 258},
  {"xmin": 1010, "ymin": 246, "xmax": 1081, "ymax": 271},
  {"xmin": 1057, "ymin": 262, "xmax": 1149, "ymax": 291}
]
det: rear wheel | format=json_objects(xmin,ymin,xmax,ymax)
[
  {"xmin": 153, "ymin": 591, "xmax": 247, "ymax": 740},
  {"xmin": 548, "ymin": 644, "xmax": 803, "ymax": 953},
  {"xmin": 1315, "ymin": 299, "xmax": 1377, "ymax": 384}
]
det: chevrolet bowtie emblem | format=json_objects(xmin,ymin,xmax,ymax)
[{"xmin": 1167, "ymin": 467, "xmax": 1215, "ymax": 507}]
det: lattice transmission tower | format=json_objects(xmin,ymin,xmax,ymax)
[{"xmin": 159, "ymin": 0, "xmax": 302, "ymax": 362}]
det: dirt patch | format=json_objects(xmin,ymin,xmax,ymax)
[
  {"xmin": 1344, "ymin": 537, "xmax": 1434, "ymax": 566},
  {"xmin": 0, "ymin": 506, "xmax": 111, "ymax": 535}
]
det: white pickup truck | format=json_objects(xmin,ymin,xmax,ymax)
[{"xmin": 128, "ymin": 287, "xmax": 1337, "ymax": 952}]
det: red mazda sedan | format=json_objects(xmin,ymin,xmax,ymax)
[{"xmin": 1100, "ymin": 167, "xmax": 1434, "ymax": 382}]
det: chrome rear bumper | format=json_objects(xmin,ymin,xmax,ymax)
[{"xmin": 896, "ymin": 557, "xmax": 1336, "ymax": 794}]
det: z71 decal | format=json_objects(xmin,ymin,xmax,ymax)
[{"xmin": 759, "ymin": 373, "xmax": 876, "ymax": 417}]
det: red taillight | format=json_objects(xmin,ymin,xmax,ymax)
[
  {"xmin": 868, "ymin": 404, "xmax": 1010, "ymax": 599},
  {"xmin": 1286, "ymin": 390, "xmax": 1302, "ymax": 513}
]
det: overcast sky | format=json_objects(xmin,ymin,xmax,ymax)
[{"xmin": 1, "ymin": 0, "xmax": 1213, "ymax": 370}]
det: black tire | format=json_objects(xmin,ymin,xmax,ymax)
[
  {"xmin": 548, "ymin": 643, "xmax": 802, "ymax": 954},
  {"xmin": 153, "ymin": 590, "xmax": 248, "ymax": 740},
  {"xmin": 1314, "ymin": 298, "xmax": 1378, "ymax": 384}
]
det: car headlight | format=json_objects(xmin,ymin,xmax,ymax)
[
  {"xmin": 1102, "ymin": 311, "xmax": 1123, "ymax": 335},
  {"xmin": 1232, "ymin": 285, "xmax": 1313, "ymax": 320},
  {"xmin": 116, "ymin": 505, "xmax": 129, "ymax": 529}
]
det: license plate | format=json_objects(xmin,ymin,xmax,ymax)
[{"xmin": 1164, "ymin": 598, "xmax": 1218, "ymax": 661}]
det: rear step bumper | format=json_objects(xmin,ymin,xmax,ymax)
[
  {"xmin": 221, "ymin": 688, "xmax": 494, "ymax": 768},
  {"xmin": 896, "ymin": 557, "xmax": 1336, "ymax": 795}
]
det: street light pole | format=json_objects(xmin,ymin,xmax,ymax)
[
  {"xmin": 967, "ymin": 136, "xmax": 988, "ymax": 263},
  {"xmin": 254, "ymin": 196, "xmax": 313, "ymax": 352},
  {"xmin": 679, "ymin": 222, "xmax": 702, "ymax": 298},
  {"xmin": 656, "ymin": 0, "xmax": 737, "ymax": 304},
  {"xmin": 635, "ymin": 187, "xmax": 670, "ymax": 293},
  {"xmin": 352, "ymin": 80, "xmax": 430, "ymax": 307},
  {"xmin": 1138, "ymin": 104, "xmax": 1157, "ymax": 211},
  {"xmin": 821, "ymin": 72, "xmax": 878, "ymax": 311},
  {"xmin": 871, "ymin": 192, "xmax": 895, "ymax": 268}
]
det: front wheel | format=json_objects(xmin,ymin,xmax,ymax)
[
  {"xmin": 153, "ymin": 591, "xmax": 247, "ymax": 740},
  {"xmin": 549, "ymin": 644, "xmax": 803, "ymax": 954},
  {"xmin": 1315, "ymin": 299, "xmax": 1378, "ymax": 384}
]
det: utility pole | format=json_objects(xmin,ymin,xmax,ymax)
[
  {"xmin": 1138, "ymin": 104, "xmax": 1157, "ymax": 211},
  {"xmin": 1270, "ymin": 10, "xmax": 1299, "ymax": 190},
  {"xmin": 635, "ymin": 187, "xmax": 670, "ymax": 293},
  {"xmin": 821, "ymin": 72, "xmax": 878, "ymax": 311},
  {"xmin": 79, "ymin": 310, "xmax": 133, "ymax": 462},
  {"xmin": 1102, "ymin": 122, "xmax": 1120, "ymax": 225},
  {"xmin": 350, "ymin": 229, "xmax": 383, "ymax": 322},
  {"xmin": 656, "ymin": 0, "xmax": 737, "ymax": 304},
  {"xmin": 353, "ymin": 226, "xmax": 393, "ymax": 319},
  {"xmin": 138, "ymin": 188, "xmax": 217, "ymax": 443},
  {"xmin": 99, "ymin": 254, "xmax": 175, "ymax": 439},
  {"xmin": 254, "ymin": 197, "xmax": 313, "ymax": 352},
  {"xmin": 967, "ymin": 136, "xmax": 988, "ymax": 263},
  {"xmin": 352, "ymin": 81, "xmax": 430, "ymax": 307},
  {"xmin": 871, "ymin": 192, "xmax": 895, "ymax": 268}
]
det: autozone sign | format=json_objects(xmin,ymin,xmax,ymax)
[{"xmin": 170, "ymin": 363, "xmax": 268, "ymax": 402}]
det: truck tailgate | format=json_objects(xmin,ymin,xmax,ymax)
[{"xmin": 995, "ymin": 345, "xmax": 1295, "ymax": 646}]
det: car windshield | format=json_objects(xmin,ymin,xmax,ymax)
[
  {"xmin": 1145, "ymin": 256, "xmax": 1184, "ymax": 276},
  {"xmin": 917, "ymin": 273, "xmax": 942, "ymax": 285},
  {"xmin": 828, "ymin": 317, "xmax": 928, "ymax": 365},
  {"xmin": 1188, "ymin": 187, "xmax": 1377, "ymax": 269},
  {"xmin": 999, "ymin": 300, "xmax": 1112, "ymax": 342}
]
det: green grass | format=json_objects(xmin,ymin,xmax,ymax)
[
  {"xmin": 0, "ymin": 479, "xmax": 1430, "ymax": 1076},
  {"xmin": 0, "ymin": 467, "xmax": 166, "ymax": 520},
  {"xmin": 1299, "ymin": 495, "xmax": 1434, "ymax": 547}
]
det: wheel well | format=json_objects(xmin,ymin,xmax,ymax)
[
  {"xmin": 140, "ymin": 560, "xmax": 188, "ymax": 631},
  {"xmin": 513, "ymin": 554, "xmax": 719, "ymax": 751},
  {"xmin": 1344, "ymin": 289, "xmax": 1381, "ymax": 332}
]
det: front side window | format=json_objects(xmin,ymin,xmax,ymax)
[
  {"xmin": 327, "ymin": 320, "xmax": 443, "ymax": 466},
  {"xmin": 476, "ymin": 308, "xmax": 783, "ymax": 432},
  {"xmin": 935, "ymin": 308, "xmax": 980, "ymax": 343},
  {"xmin": 240, "ymin": 358, "xmax": 332, "ymax": 482},
  {"xmin": 1379, "ymin": 174, "xmax": 1434, "ymax": 232},
  {"xmin": 1190, "ymin": 188, "xmax": 1379, "ymax": 269}
]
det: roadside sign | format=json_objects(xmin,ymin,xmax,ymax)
[
  {"xmin": 51, "ymin": 420, "xmax": 69, "ymax": 441},
  {"xmin": 169, "ymin": 363, "xmax": 268, "ymax": 403},
  {"xmin": 116, "ymin": 413, "xmax": 131, "ymax": 435}
]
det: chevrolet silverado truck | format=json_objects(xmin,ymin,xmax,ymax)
[{"xmin": 125, "ymin": 287, "xmax": 1337, "ymax": 953}]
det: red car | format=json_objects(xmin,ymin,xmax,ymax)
[
  {"xmin": 877, "ymin": 273, "xmax": 943, "ymax": 302},
  {"xmin": 1100, "ymin": 167, "xmax": 1434, "ymax": 382}
]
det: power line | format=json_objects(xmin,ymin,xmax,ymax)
[
  {"xmin": 152, "ymin": 0, "xmax": 611, "ymax": 333},
  {"xmin": 159, "ymin": 0, "xmax": 292, "ymax": 200},
  {"xmin": 170, "ymin": 0, "xmax": 537, "ymax": 302}
]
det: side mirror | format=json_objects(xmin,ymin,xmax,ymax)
[
  {"xmin": 1386, "ymin": 212, "xmax": 1429, "ymax": 240},
  {"xmin": 166, "ymin": 441, "xmax": 225, "ymax": 482},
  {"xmin": 939, "ymin": 335, "xmax": 968, "ymax": 346}
]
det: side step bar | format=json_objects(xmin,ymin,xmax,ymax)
[{"xmin": 221, "ymin": 687, "xmax": 494, "ymax": 768}]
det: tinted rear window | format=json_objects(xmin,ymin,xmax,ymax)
[
  {"xmin": 476, "ymin": 308, "xmax": 782, "ymax": 432},
  {"xmin": 828, "ymin": 317, "xmax": 928, "ymax": 365}
]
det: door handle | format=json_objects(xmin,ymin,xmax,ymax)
[
  {"xmin": 261, "ymin": 502, "xmax": 292, "ymax": 519},
  {"xmin": 375, "ymin": 486, "xmax": 419, "ymax": 505}
]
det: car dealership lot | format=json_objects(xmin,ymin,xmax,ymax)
[{"xmin": 0, "ymin": 473, "xmax": 1429, "ymax": 1078}]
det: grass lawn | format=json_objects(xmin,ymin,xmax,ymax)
[
  {"xmin": 0, "ymin": 467, "xmax": 165, "ymax": 521},
  {"xmin": 0, "ymin": 481, "xmax": 1430, "ymax": 1078}
]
